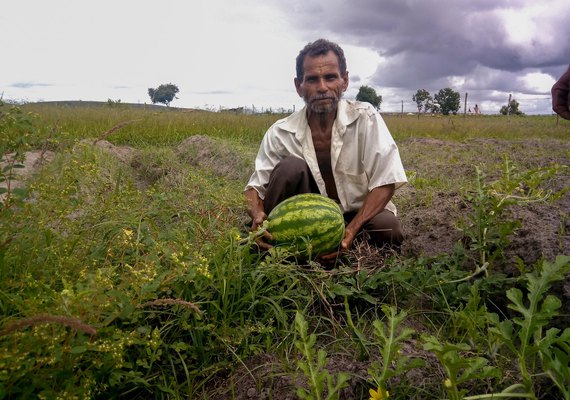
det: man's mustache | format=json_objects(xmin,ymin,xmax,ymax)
[{"xmin": 309, "ymin": 95, "xmax": 337, "ymax": 102}]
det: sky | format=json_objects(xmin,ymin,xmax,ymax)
[{"xmin": 2, "ymin": 0, "xmax": 569, "ymax": 115}]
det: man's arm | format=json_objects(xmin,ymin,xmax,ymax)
[
  {"xmin": 245, "ymin": 188, "xmax": 266, "ymax": 230},
  {"xmin": 244, "ymin": 188, "xmax": 273, "ymax": 249},
  {"xmin": 552, "ymin": 69, "xmax": 570, "ymax": 121},
  {"xmin": 342, "ymin": 184, "xmax": 395, "ymax": 251},
  {"xmin": 320, "ymin": 183, "xmax": 395, "ymax": 261}
]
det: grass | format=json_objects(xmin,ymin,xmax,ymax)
[
  {"xmin": 0, "ymin": 101, "xmax": 569, "ymax": 399},
  {"xmin": 383, "ymin": 113, "xmax": 570, "ymax": 141},
  {"xmin": 21, "ymin": 102, "xmax": 280, "ymax": 148}
]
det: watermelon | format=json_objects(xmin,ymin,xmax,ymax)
[{"xmin": 265, "ymin": 193, "xmax": 345, "ymax": 256}]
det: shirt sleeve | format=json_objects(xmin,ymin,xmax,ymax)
[
  {"xmin": 362, "ymin": 111, "xmax": 408, "ymax": 191},
  {"xmin": 245, "ymin": 132, "xmax": 276, "ymax": 199}
]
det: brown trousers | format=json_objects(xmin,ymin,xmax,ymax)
[{"xmin": 264, "ymin": 156, "xmax": 404, "ymax": 247}]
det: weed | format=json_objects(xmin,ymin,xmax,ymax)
[
  {"xmin": 294, "ymin": 311, "xmax": 350, "ymax": 400},
  {"xmin": 0, "ymin": 101, "xmax": 38, "ymax": 208},
  {"xmin": 367, "ymin": 305, "xmax": 423, "ymax": 398},
  {"xmin": 488, "ymin": 255, "xmax": 570, "ymax": 399},
  {"xmin": 423, "ymin": 336, "xmax": 500, "ymax": 399},
  {"xmin": 459, "ymin": 157, "xmax": 567, "ymax": 274}
]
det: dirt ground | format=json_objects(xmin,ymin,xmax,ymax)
[
  {"xmin": 398, "ymin": 137, "xmax": 569, "ymax": 266},
  {"xmin": 4, "ymin": 136, "xmax": 568, "ymax": 399}
]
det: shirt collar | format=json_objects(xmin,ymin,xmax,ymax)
[{"xmin": 280, "ymin": 99, "xmax": 360, "ymax": 138}]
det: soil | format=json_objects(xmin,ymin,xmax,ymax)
[
  {"xmin": 397, "ymin": 138, "xmax": 570, "ymax": 322},
  {"xmin": 4, "ymin": 136, "xmax": 568, "ymax": 399},
  {"xmin": 398, "ymin": 137, "xmax": 569, "ymax": 267}
]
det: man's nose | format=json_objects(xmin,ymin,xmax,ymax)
[{"xmin": 316, "ymin": 78, "xmax": 327, "ymax": 92}]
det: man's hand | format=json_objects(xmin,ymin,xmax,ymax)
[
  {"xmin": 250, "ymin": 210, "xmax": 273, "ymax": 250},
  {"xmin": 245, "ymin": 188, "xmax": 273, "ymax": 250},
  {"xmin": 318, "ymin": 227, "xmax": 357, "ymax": 262},
  {"xmin": 319, "ymin": 185, "xmax": 395, "ymax": 264}
]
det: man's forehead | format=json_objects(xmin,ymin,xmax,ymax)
[{"xmin": 302, "ymin": 51, "xmax": 341, "ymax": 72}]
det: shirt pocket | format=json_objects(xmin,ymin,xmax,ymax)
[
  {"xmin": 344, "ymin": 171, "xmax": 367, "ymax": 186},
  {"xmin": 336, "ymin": 149, "xmax": 365, "ymax": 176},
  {"xmin": 343, "ymin": 172, "xmax": 368, "ymax": 208}
]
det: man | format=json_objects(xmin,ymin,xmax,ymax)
[
  {"xmin": 551, "ymin": 65, "xmax": 570, "ymax": 120},
  {"xmin": 244, "ymin": 39, "xmax": 407, "ymax": 260}
]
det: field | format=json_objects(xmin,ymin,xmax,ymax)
[{"xmin": 1, "ymin": 101, "xmax": 569, "ymax": 399}]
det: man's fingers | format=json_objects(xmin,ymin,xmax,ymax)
[
  {"xmin": 319, "ymin": 250, "xmax": 340, "ymax": 261},
  {"xmin": 253, "ymin": 228, "xmax": 273, "ymax": 250},
  {"xmin": 255, "ymin": 238, "xmax": 273, "ymax": 250},
  {"xmin": 261, "ymin": 230, "xmax": 274, "ymax": 242}
]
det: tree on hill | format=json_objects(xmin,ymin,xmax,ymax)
[
  {"xmin": 356, "ymin": 85, "xmax": 382, "ymax": 110},
  {"xmin": 500, "ymin": 98, "xmax": 524, "ymax": 115},
  {"xmin": 412, "ymin": 89, "xmax": 433, "ymax": 114},
  {"xmin": 148, "ymin": 83, "xmax": 179, "ymax": 107},
  {"xmin": 434, "ymin": 88, "xmax": 461, "ymax": 115}
]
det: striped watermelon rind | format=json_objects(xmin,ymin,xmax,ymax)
[{"xmin": 265, "ymin": 193, "xmax": 345, "ymax": 257}]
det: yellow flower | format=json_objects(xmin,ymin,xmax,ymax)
[
  {"xmin": 444, "ymin": 378, "xmax": 452, "ymax": 388},
  {"xmin": 369, "ymin": 387, "xmax": 389, "ymax": 400}
]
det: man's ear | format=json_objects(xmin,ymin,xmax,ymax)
[
  {"xmin": 342, "ymin": 71, "xmax": 349, "ymax": 92},
  {"xmin": 294, "ymin": 77, "xmax": 303, "ymax": 97}
]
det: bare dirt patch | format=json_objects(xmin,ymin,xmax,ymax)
[
  {"xmin": 397, "ymin": 137, "xmax": 569, "ymax": 265},
  {"xmin": 175, "ymin": 135, "xmax": 255, "ymax": 181}
]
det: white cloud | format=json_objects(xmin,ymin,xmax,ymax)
[{"xmin": 520, "ymin": 72, "xmax": 556, "ymax": 94}]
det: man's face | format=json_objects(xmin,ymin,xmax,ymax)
[{"xmin": 295, "ymin": 51, "xmax": 349, "ymax": 114}]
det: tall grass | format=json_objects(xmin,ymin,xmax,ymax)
[
  {"xmin": 384, "ymin": 113, "xmax": 569, "ymax": 141},
  {"xmin": 22, "ymin": 103, "xmax": 279, "ymax": 148},
  {"xmin": 20, "ymin": 103, "xmax": 570, "ymax": 152}
]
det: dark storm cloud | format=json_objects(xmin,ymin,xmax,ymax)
[{"xmin": 275, "ymin": 0, "xmax": 570, "ymax": 113}]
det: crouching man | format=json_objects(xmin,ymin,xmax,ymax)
[{"xmin": 244, "ymin": 38, "xmax": 407, "ymax": 261}]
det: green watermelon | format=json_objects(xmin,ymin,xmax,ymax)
[{"xmin": 265, "ymin": 193, "xmax": 345, "ymax": 256}]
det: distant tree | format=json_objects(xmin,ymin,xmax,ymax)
[
  {"xmin": 434, "ymin": 88, "xmax": 461, "ymax": 115},
  {"xmin": 412, "ymin": 89, "xmax": 433, "ymax": 114},
  {"xmin": 500, "ymin": 99, "xmax": 524, "ymax": 116},
  {"xmin": 148, "ymin": 83, "xmax": 179, "ymax": 107},
  {"xmin": 356, "ymin": 85, "xmax": 382, "ymax": 110}
]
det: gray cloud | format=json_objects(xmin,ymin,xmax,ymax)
[
  {"xmin": 9, "ymin": 82, "xmax": 53, "ymax": 88},
  {"xmin": 274, "ymin": 0, "xmax": 570, "ymax": 113},
  {"xmin": 195, "ymin": 90, "xmax": 233, "ymax": 95}
]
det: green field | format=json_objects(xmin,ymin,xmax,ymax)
[{"xmin": 1, "ymin": 101, "xmax": 569, "ymax": 399}]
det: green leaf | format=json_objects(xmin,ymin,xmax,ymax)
[
  {"xmin": 69, "ymin": 345, "xmax": 88, "ymax": 354},
  {"xmin": 539, "ymin": 295, "xmax": 562, "ymax": 318},
  {"xmin": 328, "ymin": 283, "xmax": 355, "ymax": 298},
  {"xmin": 11, "ymin": 187, "xmax": 27, "ymax": 198}
]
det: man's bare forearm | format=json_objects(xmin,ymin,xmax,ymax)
[
  {"xmin": 245, "ymin": 188, "xmax": 266, "ymax": 229},
  {"xmin": 343, "ymin": 184, "xmax": 395, "ymax": 247}
]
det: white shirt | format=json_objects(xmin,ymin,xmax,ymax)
[{"xmin": 245, "ymin": 99, "xmax": 407, "ymax": 215}]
